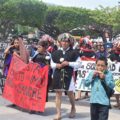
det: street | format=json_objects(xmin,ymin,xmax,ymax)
[{"xmin": 0, "ymin": 92, "xmax": 120, "ymax": 120}]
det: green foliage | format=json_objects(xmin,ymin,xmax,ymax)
[
  {"xmin": 0, "ymin": 0, "xmax": 120, "ymax": 39},
  {"xmin": 0, "ymin": 0, "xmax": 47, "ymax": 40},
  {"xmin": 0, "ymin": 0, "xmax": 47, "ymax": 27},
  {"xmin": 89, "ymin": 6, "xmax": 120, "ymax": 35},
  {"xmin": 46, "ymin": 6, "xmax": 94, "ymax": 32}
]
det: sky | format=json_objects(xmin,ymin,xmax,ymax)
[{"xmin": 42, "ymin": 0, "xmax": 119, "ymax": 9}]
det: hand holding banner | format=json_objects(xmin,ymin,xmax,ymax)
[{"xmin": 3, "ymin": 55, "xmax": 49, "ymax": 112}]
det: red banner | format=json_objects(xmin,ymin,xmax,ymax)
[
  {"xmin": 81, "ymin": 56, "xmax": 96, "ymax": 61},
  {"xmin": 3, "ymin": 55, "xmax": 49, "ymax": 112}
]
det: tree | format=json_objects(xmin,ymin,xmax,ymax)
[
  {"xmin": 39, "ymin": 6, "xmax": 60, "ymax": 38},
  {"xmin": 54, "ymin": 7, "xmax": 93, "ymax": 32},
  {"xmin": 43, "ymin": 6, "xmax": 94, "ymax": 37},
  {"xmin": 89, "ymin": 6, "xmax": 119, "ymax": 39},
  {"xmin": 45, "ymin": 5, "xmax": 120, "ymax": 38},
  {"xmin": 0, "ymin": 0, "xmax": 47, "ymax": 40}
]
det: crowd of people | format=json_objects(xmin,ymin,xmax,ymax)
[{"xmin": 0, "ymin": 33, "xmax": 120, "ymax": 120}]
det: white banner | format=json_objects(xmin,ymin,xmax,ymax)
[
  {"xmin": 108, "ymin": 62, "xmax": 120, "ymax": 94},
  {"xmin": 75, "ymin": 61, "xmax": 95, "ymax": 91},
  {"xmin": 75, "ymin": 60, "xmax": 120, "ymax": 94}
]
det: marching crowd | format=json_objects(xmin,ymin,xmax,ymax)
[{"xmin": 1, "ymin": 33, "xmax": 120, "ymax": 120}]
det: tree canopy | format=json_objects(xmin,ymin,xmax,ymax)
[
  {"xmin": 0, "ymin": 0, "xmax": 120, "ymax": 40},
  {"xmin": 0, "ymin": 0, "xmax": 47, "ymax": 39}
]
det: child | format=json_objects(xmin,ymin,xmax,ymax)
[{"xmin": 85, "ymin": 57, "xmax": 115, "ymax": 120}]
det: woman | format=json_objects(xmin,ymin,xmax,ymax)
[
  {"xmin": 31, "ymin": 40, "xmax": 51, "ymax": 100},
  {"xmin": 3, "ymin": 36, "xmax": 20, "ymax": 77},
  {"xmin": 96, "ymin": 45, "xmax": 107, "ymax": 59},
  {"xmin": 51, "ymin": 33, "xmax": 81, "ymax": 120},
  {"xmin": 28, "ymin": 40, "xmax": 51, "ymax": 114},
  {"xmin": 3, "ymin": 36, "xmax": 28, "ymax": 77}
]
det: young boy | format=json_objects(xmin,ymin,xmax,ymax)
[{"xmin": 85, "ymin": 57, "xmax": 115, "ymax": 120}]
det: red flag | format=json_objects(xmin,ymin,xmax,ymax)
[{"xmin": 3, "ymin": 55, "xmax": 49, "ymax": 112}]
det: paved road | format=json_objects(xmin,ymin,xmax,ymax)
[{"xmin": 0, "ymin": 92, "xmax": 120, "ymax": 120}]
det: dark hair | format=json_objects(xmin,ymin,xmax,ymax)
[
  {"xmin": 11, "ymin": 36, "xmax": 19, "ymax": 45},
  {"xmin": 18, "ymin": 35, "xmax": 23, "ymax": 39},
  {"xmin": 96, "ymin": 57, "xmax": 108, "ymax": 66},
  {"xmin": 38, "ymin": 40, "xmax": 48, "ymax": 49}
]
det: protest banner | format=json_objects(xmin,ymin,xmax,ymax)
[
  {"xmin": 76, "ymin": 58, "xmax": 120, "ymax": 94},
  {"xmin": 3, "ymin": 55, "xmax": 49, "ymax": 112},
  {"xmin": 75, "ymin": 60, "xmax": 95, "ymax": 91},
  {"xmin": 108, "ymin": 62, "xmax": 120, "ymax": 94}
]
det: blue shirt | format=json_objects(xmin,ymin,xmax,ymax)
[{"xmin": 85, "ymin": 70, "xmax": 115, "ymax": 106}]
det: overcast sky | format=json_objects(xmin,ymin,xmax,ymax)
[{"xmin": 42, "ymin": 0, "xmax": 119, "ymax": 9}]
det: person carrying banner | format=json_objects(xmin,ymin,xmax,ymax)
[
  {"xmin": 75, "ymin": 37, "xmax": 95, "ymax": 100},
  {"xmin": 3, "ymin": 36, "xmax": 20, "ymax": 77},
  {"xmin": 3, "ymin": 36, "xmax": 28, "ymax": 107},
  {"xmin": 3, "ymin": 36, "xmax": 28, "ymax": 77},
  {"xmin": 51, "ymin": 33, "xmax": 81, "ymax": 120},
  {"xmin": 31, "ymin": 40, "xmax": 51, "ymax": 98},
  {"xmin": 85, "ymin": 57, "xmax": 115, "ymax": 120}
]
